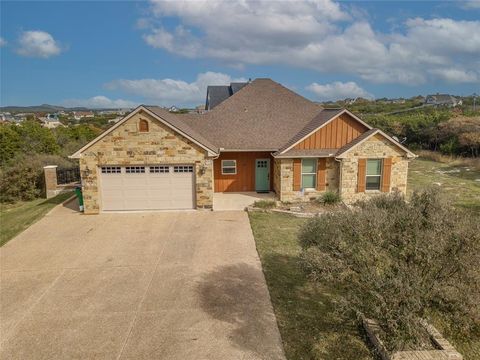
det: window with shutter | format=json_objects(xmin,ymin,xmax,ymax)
[
  {"xmin": 357, "ymin": 159, "xmax": 366, "ymax": 192},
  {"xmin": 381, "ymin": 158, "xmax": 392, "ymax": 192}
]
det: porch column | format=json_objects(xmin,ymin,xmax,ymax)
[{"xmin": 43, "ymin": 165, "xmax": 58, "ymax": 198}]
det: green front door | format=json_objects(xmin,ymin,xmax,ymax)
[{"xmin": 255, "ymin": 159, "xmax": 270, "ymax": 192}]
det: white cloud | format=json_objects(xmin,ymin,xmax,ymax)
[
  {"xmin": 428, "ymin": 68, "xmax": 479, "ymax": 83},
  {"xmin": 16, "ymin": 30, "xmax": 62, "ymax": 58},
  {"xmin": 461, "ymin": 1, "xmax": 480, "ymax": 9},
  {"xmin": 307, "ymin": 81, "xmax": 373, "ymax": 101},
  {"xmin": 63, "ymin": 96, "xmax": 137, "ymax": 109},
  {"xmin": 106, "ymin": 71, "xmax": 247, "ymax": 106},
  {"xmin": 140, "ymin": 0, "xmax": 480, "ymax": 85},
  {"xmin": 0, "ymin": 37, "xmax": 6, "ymax": 47}
]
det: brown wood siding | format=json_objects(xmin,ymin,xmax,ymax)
[
  {"xmin": 357, "ymin": 158, "xmax": 366, "ymax": 192},
  {"xmin": 293, "ymin": 159, "xmax": 301, "ymax": 191},
  {"xmin": 214, "ymin": 152, "xmax": 273, "ymax": 192},
  {"xmin": 316, "ymin": 158, "xmax": 326, "ymax": 191},
  {"xmin": 294, "ymin": 114, "xmax": 368, "ymax": 150},
  {"xmin": 381, "ymin": 158, "xmax": 392, "ymax": 192}
]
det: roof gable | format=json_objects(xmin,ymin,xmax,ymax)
[
  {"xmin": 335, "ymin": 128, "xmax": 416, "ymax": 158},
  {"xmin": 70, "ymin": 106, "xmax": 218, "ymax": 158},
  {"xmin": 276, "ymin": 109, "xmax": 372, "ymax": 155}
]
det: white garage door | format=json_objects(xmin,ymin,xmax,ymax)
[{"xmin": 100, "ymin": 165, "xmax": 195, "ymax": 211}]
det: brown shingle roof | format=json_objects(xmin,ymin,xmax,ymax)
[
  {"xmin": 181, "ymin": 78, "xmax": 324, "ymax": 150},
  {"xmin": 275, "ymin": 148, "xmax": 338, "ymax": 158},
  {"xmin": 145, "ymin": 106, "xmax": 218, "ymax": 153}
]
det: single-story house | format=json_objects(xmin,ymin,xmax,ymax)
[
  {"xmin": 425, "ymin": 94, "xmax": 462, "ymax": 107},
  {"xmin": 71, "ymin": 78, "xmax": 415, "ymax": 214}
]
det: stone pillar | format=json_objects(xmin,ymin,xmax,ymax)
[{"xmin": 44, "ymin": 165, "xmax": 58, "ymax": 199}]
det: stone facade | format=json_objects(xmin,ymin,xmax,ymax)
[
  {"xmin": 274, "ymin": 158, "xmax": 340, "ymax": 202},
  {"xmin": 273, "ymin": 134, "xmax": 410, "ymax": 204},
  {"xmin": 79, "ymin": 111, "xmax": 213, "ymax": 214},
  {"xmin": 43, "ymin": 165, "xmax": 58, "ymax": 199},
  {"xmin": 338, "ymin": 134, "xmax": 410, "ymax": 203}
]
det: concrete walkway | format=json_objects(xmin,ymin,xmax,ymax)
[
  {"xmin": 0, "ymin": 200, "xmax": 285, "ymax": 360},
  {"xmin": 213, "ymin": 192, "xmax": 276, "ymax": 211}
]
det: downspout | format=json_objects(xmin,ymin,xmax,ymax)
[{"xmin": 335, "ymin": 156, "xmax": 343, "ymax": 199}]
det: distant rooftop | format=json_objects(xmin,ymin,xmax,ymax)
[{"xmin": 205, "ymin": 82, "xmax": 248, "ymax": 110}]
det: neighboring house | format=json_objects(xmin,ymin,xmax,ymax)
[
  {"xmin": 107, "ymin": 116, "xmax": 123, "ymax": 124},
  {"xmin": 73, "ymin": 111, "xmax": 95, "ymax": 120},
  {"xmin": 0, "ymin": 112, "xmax": 14, "ymax": 122},
  {"xmin": 205, "ymin": 82, "xmax": 248, "ymax": 110},
  {"xmin": 40, "ymin": 113, "xmax": 63, "ymax": 128},
  {"xmin": 71, "ymin": 78, "xmax": 415, "ymax": 214},
  {"xmin": 425, "ymin": 94, "xmax": 462, "ymax": 107}
]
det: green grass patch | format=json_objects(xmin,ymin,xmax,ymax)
[
  {"xmin": 408, "ymin": 158, "xmax": 480, "ymax": 213},
  {"xmin": 249, "ymin": 211, "xmax": 373, "ymax": 359},
  {"xmin": 249, "ymin": 158, "xmax": 480, "ymax": 359},
  {"xmin": 0, "ymin": 192, "xmax": 74, "ymax": 247}
]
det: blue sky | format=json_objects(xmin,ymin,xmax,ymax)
[{"xmin": 1, "ymin": 0, "xmax": 479, "ymax": 108}]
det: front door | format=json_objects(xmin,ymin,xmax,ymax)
[{"xmin": 255, "ymin": 159, "xmax": 270, "ymax": 192}]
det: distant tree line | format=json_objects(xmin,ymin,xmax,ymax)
[{"xmin": 360, "ymin": 108, "xmax": 480, "ymax": 157}]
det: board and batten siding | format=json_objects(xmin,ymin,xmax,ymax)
[
  {"xmin": 294, "ymin": 114, "xmax": 368, "ymax": 150},
  {"xmin": 214, "ymin": 152, "xmax": 274, "ymax": 192}
]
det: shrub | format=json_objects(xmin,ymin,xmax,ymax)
[
  {"xmin": 253, "ymin": 200, "xmax": 276, "ymax": 209},
  {"xmin": 0, "ymin": 154, "xmax": 75, "ymax": 203},
  {"xmin": 300, "ymin": 189, "xmax": 480, "ymax": 351},
  {"xmin": 318, "ymin": 191, "xmax": 341, "ymax": 205}
]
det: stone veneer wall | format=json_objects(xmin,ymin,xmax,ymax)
[
  {"xmin": 79, "ymin": 111, "xmax": 213, "ymax": 214},
  {"xmin": 273, "ymin": 158, "xmax": 281, "ymax": 195},
  {"xmin": 339, "ymin": 134, "xmax": 410, "ymax": 203},
  {"xmin": 277, "ymin": 158, "xmax": 339, "ymax": 202}
]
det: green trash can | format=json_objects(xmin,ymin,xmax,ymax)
[{"xmin": 75, "ymin": 186, "xmax": 84, "ymax": 212}]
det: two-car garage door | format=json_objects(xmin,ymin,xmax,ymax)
[{"xmin": 100, "ymin": 165, "xmax": 195, "ymax": 211}]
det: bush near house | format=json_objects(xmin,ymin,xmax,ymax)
[
  {"xmin": 318, "ymin": 190, "xmax": 341, "ymax": 205},
  {"xmin": 299, "ymin": 189, "xmax": 480, "ymax": 352}
]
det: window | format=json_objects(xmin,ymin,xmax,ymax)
[
  {"xmin": 257, "ymin": 160, "xmax": 268, "ymax": 168},
  {"xmin": 149, "ymin": 166, "xmax": 169, "ymax": 173},
  {"xmin": 301, "ymin": 159, "xmax": 316, "ymax": 189},
  {"xmin": 174, "ymin": 165, "xmax": 193, "ymax": 173},
  {"xmin": 366, "ymin": 159, "xmax": 382, "ymax": 190},
  {"xmin": 101, "ymin": 166, "xmax": 121, "ymax": 174},
  {"xmin": 125, "ymin": 166, "xmax": 145, "ymax": 173},
  {"xmin": 139, "ymin": 119, "xmax": 149, "ymax": 132},
  {"xmin": 221, "ymin": 160, "xmax": 236, "ymax": 175}
]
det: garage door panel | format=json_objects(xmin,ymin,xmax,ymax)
[{"xmin": 100, "ymin": 165, "xmax": 194, "ymax": 211}]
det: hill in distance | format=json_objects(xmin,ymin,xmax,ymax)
[{"xmin": 0, "ymin": 104, "xmax": 121, "ymax": 113}]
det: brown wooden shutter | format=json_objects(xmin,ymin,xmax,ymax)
[
  {"xmin": 316, "ymin": 158, "xmax": 326, "ymax": 191},
  {"xmin": 381, "ymin": 158, "xmax": 392, "ymax": 192},
  {"xmin": 293, "ymin": 159, "xmax": 301, "ymax": 191},
  {"xmin": 357, "ymin": 159, "xmax": 366, "ymax": 193}
]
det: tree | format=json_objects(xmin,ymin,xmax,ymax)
[
  {"xmin": 0, "ymin": 125, "xmax": 22, "ymax": 165},
  {"xmin": 299, "ymin": 189, "xmax": 480, "ymax": 351}
]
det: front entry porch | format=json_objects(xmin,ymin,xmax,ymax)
[{"xmin": 213, "ymin": 192, "xmax": 276, "ymax": 211}]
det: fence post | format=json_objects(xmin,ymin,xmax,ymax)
[{"xmin": 44, "ymin": 165, "xmax": 58, "ymax": 199}]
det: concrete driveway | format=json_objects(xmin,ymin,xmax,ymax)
[{"xmin": 0, "ymin": 200, "xmax": 285, "ymax": 360}]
